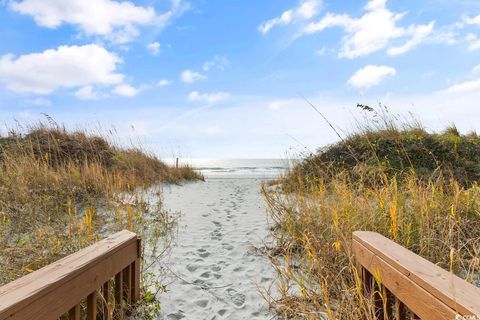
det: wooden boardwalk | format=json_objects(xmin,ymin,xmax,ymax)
[
  {"xmin": 0, "ymin": 230, "xmax": 141, "ymax": 320},
  {"xmin": 353, "ymin": 231, "xmax": 480, "ymax": 319},
  {"xmin": 0, "ymin": 229, "xmax": 479, "ymax": 319}
]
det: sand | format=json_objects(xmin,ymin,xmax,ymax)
[{"xmin": 157, "ymin": 176, "xmax": 276, "ymax": 320}]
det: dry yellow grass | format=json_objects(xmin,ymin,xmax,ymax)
[
  {"xmin": 0, "ymin": 123, "xmax": 202, "ymax": 288},
  {"xmin": 262, "ymin": 123, "xmax": 480, "ymax": 319}
]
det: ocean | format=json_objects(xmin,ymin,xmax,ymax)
[{"xmin": 167, "ymin": 158, "xmax": 296, "ymax": 178}]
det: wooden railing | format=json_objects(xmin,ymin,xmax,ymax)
[
  {"xmin": 353, "ymin": 231, "xmax": 480, "ymax": 320},
  {"xmin": 0, "ymin": 230, "xmax": 141, "ymax": 320}
]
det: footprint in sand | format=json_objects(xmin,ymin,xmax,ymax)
[
  {"xmin": 226, "ymin": 288, "xmax": 246, "ymax": 307},
  {"xmin": 211, "ymin": 264, "xmax": 221, "ymax": 272},
  {"xmin": 210, "ymin": 230, "xmax": 223, "ymax": 241},
  {"xmin": 186, "ymin": 263, "xmax": 201, "ymax": 272},
  {"xmin": 222, "ymin": 243, "xmax": 234, "ymax": 251},
  {"xmin": 167, "ymin": 311, "xmax": 185, "ymax": 320},
  {"xmin": 197, "ymin": 248, "xmax": 210, "ymax": 258},
  {"xmin": 195, "ymin": 299, "xmax": 209, "ymax": 308}
]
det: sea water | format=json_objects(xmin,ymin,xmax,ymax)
[{"xmin": 168, "ymin": 158, "xmax": 295, "ymax": 178}]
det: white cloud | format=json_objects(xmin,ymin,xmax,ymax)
[
  {"xmin": 269, "ymin": 101, "xmax": 283, "ymax": 110},
  {"xmin": 157, "ymin": 79, "xmax": 171, "ymax": 87},
  {"xmin": 0, "ymin": 44, "xmax": 123, "ymax": 94},
  {"xmin": 429, "ymin": 28, "xmax": 458, "ymax": 46},
  {"xmin": 75, "ymin": 85, "xmax": 99, "ymax": 100},
  {"xmin": 297, "ymin": 0, "xmax": 321, "ymax": 19},
  {"xmin": 187, "ymin": 91, "xmax": 229, "ymax": 104},
  {"xmin": 205, "ymin": 127, "xmax": 226, "ymax": 136},
  {"xmin": 9, "ymin": 0, "xmax": 189, "ymax": 44},
  {"xmin": 348, "ymin": 65, "xmax": 396, "ymax": 89},
  {"xmin": 259, "ymin": 0, "xmax": 322, "ymax": 34},
  {"xmin": 466, "ymin": 33, "xmax": 480, "ymax": 51},
  {"xmin": 181, "ymin": 70, "xmax": 206, "ymax": 83},
  {"xmin": 444, "ymin": 79, "xmax": 480, "ymax": 94},
  {"xmin": 203, "ymin": 55, "xmax": 230, "ymax": 71},
  {"xmin": 473, "ymin": 64, "xmax": 480, "ymax": 74},
  {"xmin": 269, "ymin": 100, "xmax": 295, "ymax": 110},
  {"xmin": 387, "ymin": 22, "xmax": 435, "ymax": 56},
  {"xmin": 303, "ymin": 0, "xmax": 434, "ymax": 58},
  {"xmin": 28, "ymin": 97, "xmax": 52, "ymax": 106},
  {"xmin": 268, "ymin": 99, "xmax": 298, "ymax": 111},
  {"xmin": 112, "ymin": 84, "xmax": 140, "ymax": 97},
  {"xmin": 464, "ymin": 14, "xmax": 480, "ymax": 26},
  {"xmin": 364, "ymin": 0, "xmax": 385, "ymax": 10},
  {"xmin": 147, "ymin": 42, "xmax": 160, "ymax": 55}
]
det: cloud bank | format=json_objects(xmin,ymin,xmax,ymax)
[{"xmin": 0, "ymin": 44, "xmax": 123, "ymax": 94}]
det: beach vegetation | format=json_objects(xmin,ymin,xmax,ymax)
[
  {"xmin": 0, "ymin": 120, "xmax": 202, "ymax": 317},
  {"xmin": 262, "ymin": 105, "xmax": 480, "ymax": 319}
]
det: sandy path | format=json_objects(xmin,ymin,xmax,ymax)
[{"xmin": 158, "ymin": 177, "xmax": 275, "ymax": 320}]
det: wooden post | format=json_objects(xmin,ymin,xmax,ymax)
[
  {"xmin": 123, "ymin": 265, "xmax": 131, "ymax": 306},
  {"xmin": 360, "ymin": 267, "xmax": 373, "ymax": 298},
  {"xmin": 103, "ymin": 280, "xmax": 112, "ymax": 320},
  {"xmin": 132, "ymin": 237, "xmax": 142, "ymax": 303},
  {"xmin": 131, "ymin": 261, "xmax": 140, "ymax": 304},
  {"xmin": 175, "ymin": 157, "xmax": 179, "ymax": 168},
  {"xmin": 114, "ymin": 272, "xmax": 124, "ymax": 320},
  {"xmin": 362, "ymin": 268, "xmax": 384, "ymax": 320},
  {"xmin": 86, "ymin": 291, "xmax": 97, "ymax": 320},
  {"xmin": 68, "ymin": 304, "xmax": 80, "ymax": 320},
  {"xmin": 382, "ymin": 287, "xmax": 394, "ymax": 320},
  {"xmin": 123, "ymin": 265, "xmax": 132, "ymax": 315},
  {"xmin": 394, "ymin": 298, "xmax": 406, "ymax": 320}
]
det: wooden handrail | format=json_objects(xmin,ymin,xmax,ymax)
[
  {"xmin": 0, "ymin": 230, "xmax": 142, "ymax": 320},
  {"xmin": 353, "ymin": 231, "xmax": 480, "ymax": 320}
]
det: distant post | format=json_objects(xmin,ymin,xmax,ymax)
[{"xmin": 175, "ymin": 158, "xmax": 179, "ymax": 168}]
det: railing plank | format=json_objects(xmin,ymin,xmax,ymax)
[
  {"xmin": 354, "ymin": 237, "xmax": 457, "ymax": 319},
  {"xmin": 0, "ymin": 230, "xmax": 139, "ymax": 320},
  {"xmin": 353, "ymin": 231, "xmax": 480, "ymax": 318}
]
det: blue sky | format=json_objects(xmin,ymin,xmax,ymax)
[{"xmin": 0, "ymin": 0, "xmax": 480, "ymax": 158}]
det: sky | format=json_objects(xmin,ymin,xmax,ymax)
[{"xmin": 0, "ymin": 0, "xmax": 480, "ymax": 158}]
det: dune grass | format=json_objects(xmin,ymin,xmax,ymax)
[
  {"xmin": 0, "ymin": 121, "xmax": 202, "ymax": 317},
  {"xmin": 262, "ymin": 108, "xmax": 480, "ymax": 319}
]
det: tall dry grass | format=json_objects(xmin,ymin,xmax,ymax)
[
  {"xmin": 0, "ymin": 122, "xmax": 202, "ymax": 292},
  {"xmin": 262, "ymin": 111, "xmax": 480, "ymax": 319}
]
